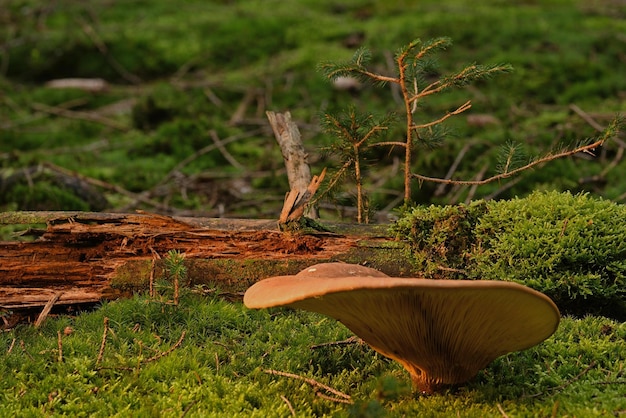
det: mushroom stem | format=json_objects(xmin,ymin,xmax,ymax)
[
  {"xmin": 412, "ymin": 375, "xmax": 439, "ymax": 395},
  {"xmin": 401, "ymin": 362, "xmax": 444, "ymax": 394}
]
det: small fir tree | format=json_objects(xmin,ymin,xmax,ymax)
[
  {"xmin": 319, "ymin": 37, "xmax": 512, "ymax": 205},
  {"xmin": 318, "ymin": 37, "xmax": 620, "ymax": 217}
]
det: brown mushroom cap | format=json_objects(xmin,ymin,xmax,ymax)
[
  {"xmin": 294, "ymin": 262, "xmax": 390, "ymax": 278},
  {"xmin": 244, "ymin": 263, "xmax": 560, "ymax": 394}
]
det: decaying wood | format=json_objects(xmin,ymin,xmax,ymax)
[
  {"xmin": 279, "ymin": 168, "xmax": 326, "ymax": 223},
  {"xmin": 267, "ymin": 111, "xmax": 312, "ymax": 193},
  {"xmin": 267, "ymin": 111, "xmax": 320, "ymax": 220},
  {"xmin": 0, "ymin": 211, "xmax": 412, "ymax": 313}
]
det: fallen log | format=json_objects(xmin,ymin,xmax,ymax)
[{"xmin": 0, "ymin": 211, "xmax": 413, "ymax": 312}]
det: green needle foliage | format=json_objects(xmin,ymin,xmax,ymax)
[
  {"xmin": 392, "ymin": 190, "xmax": 626, "ymax": 320},
  {"xmin": 319, "ymin": 37, "xmax": 513, "ymax": 205},
  {"xmin": 318, "ymin": 108, "xmax": 391, "ymax": 223},
  {"xmin": 0, "ymin": 292, "xmax": 624, "ymax": 416},
  {"xmin": 318, "ymin": 38, "xmax": 622, "ymax": 215},
  {"xmin": 163, "ymin": 250, "xmax": 187, "ymax": 305}
]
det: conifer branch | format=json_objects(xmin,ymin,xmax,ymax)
[
  {"xmin": 413, "ymin": 101, "xmax": 472, "ymax": 130},
  {"xmin": 412, "ymin": 136, "xmax": 607, "ymax": 186}
]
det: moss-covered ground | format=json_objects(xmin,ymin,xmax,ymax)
[{"xmin": 1, "ymin": 292, "xmax": 624, "ymax": 417}]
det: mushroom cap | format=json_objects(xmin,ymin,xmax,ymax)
[
  {"xmin": 292, "ymin": 262, "xmax": 390, "ymax": 279},
  {"xmin": 244, "ymin": 264, "xmax": 560, "ymax": 393}
]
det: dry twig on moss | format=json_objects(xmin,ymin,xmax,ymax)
[
  {"xmin": 144, "ymin": 330, "xmax": 187, "ymax": 363},
  {"xmin": 57, "ymin": 330, "xmax": 63, "ymax": 363},
  {"xmin": 96, "ymin": 317, "xmax": 109, "ymax": 366},
  {"xmin": 34, "ymin": 292, "xmax": 62, "ymax": 328},
  {"xmin": 264, "ymin": 369, "xmax": 352, "ymax": 404}
]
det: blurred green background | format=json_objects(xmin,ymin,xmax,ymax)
[{"xmin": 1, "ymin": 0, "xmax": 625, "ymax": 220}]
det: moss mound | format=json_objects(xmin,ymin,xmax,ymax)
[{"xmin": 393, "ymin": 191, "xmax": 626, "ymax": 320}]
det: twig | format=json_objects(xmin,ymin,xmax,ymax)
[
  {"xmin": 96, "ymin": 317, "xmax": 109, "ymax": 366},
  {"xmin": 45, "ymin": 78, "xmax": 109, "ymax": 92},
  {"xmin": 280, "ymin": 395, "xmax": 296, "ymax": 417},
  {"xmin": 180, "ymin": 400, "xmax": 199, "ymax": 418},
  {"xmin": 144, "ymin": 330, "xmax": 186, "ymax": 363},
  {"xmin": 496, "ymin": 403, "xmax": 510, "ymax": 418},
  {"xmin": 264, "ymin": 369, "xmax": 352, "ymax": 403},
  {"xmin": 464, "ymin": 163, "xmax": 489, "ymax": 204},
  {"xmin": 599, "ymin": 143, "xmax": 624, "ymax": 178},
  {"xmin": 413, "ymin": 100, "xmax": 472, "ymax": 130},
  {"xmin": 229, "ymin": 88, "xmax": 259, "ymax": 125},
  {"xmin": 482, "ymin": 176, "xmax": 523, "ymax": 201},
  {"xmin": 315, "ymin": 392, "xmax": 354, "ymax": 404},
  {"xmin": 20, "ymin": 340, "xmax": 34, "ymax": 360},
  {"xmin": 149, "ymin": 257, "xmax": 156, "ymax": 298},
  {"xmin": 593, "ymin": 379, "xmax": 626, "ymax": 385},
  {"xmin": 436, "ymin": 265, "xmax": 468, "ymax": 275},
  {"xmin": 209, "ymin": 130, "xmax": 244, "ymax": 170},
  {"xmin": 173, "ymin": 271, "xmax": 180, "ymax": 306},
  {"xmin": 434, "ymin": 141, "xmax": 476, "ymax": 197},
  {"xmin": 7, "ymin": 338, "xmax": 16, "ymax": 354},
  {"xmin": 31, "ymin": 102, "xmax": 128, "ymax": 131},
  {"xmin": 383, "ymin": 50, "xmax": 403, "ymax": 105},
  {"xmin": 203, "ymin": 87, "xmax": 224, "ymax": 107},
  {"xmin": 41, "ymin": 162, "xmax": 171, "ymax": 212},
  {"xmin": 57, "ymin": 330, "xmax": 63, "ymax": 363},
  {"xmin": 34, "ymin": 292, "xmax": 62, "ymax": 328},
  {"xmin": 570, "ymin": 104, "xmax": 605, "ymax": 132},
  {"xmin": 310, "ymin": 336, "xmax": 360, "ymax": 349},
  {"xmin": 551, "ymin": 401, "xmax": 560, "ymax": 418},
  {"xmin": 77, "ymin": 15, "xmax": 142, "ymax": 84},
  {"xmin": 525, "ymin": 361, "xmax": 597, "ymax": 398},
  {"xmin": 153, "ymin": 128, "xmax": 265, "ymax": 190}
]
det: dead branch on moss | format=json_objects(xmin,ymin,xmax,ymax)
[
  {"xmin": 31, "ymin": 102, "xmax": 128, "ymax": 131},
  {"xmin": 96, "ymin": 317, "xmax": 109, "ymax": 366},
  {"xmin": 209, "ymin": 130, "xmax": 245, "ymax": 170},
  {"xmin": 264, "ymin": 369, "xmax": 353, "ymax": 404},
  {"xmin": 310, "ymin": 336, "xmax": 360, "ymax": 349},
  {"xmin": 280, "ymin": 395, "xmax": 296, "ymax": 416},
  {"xmin": 57, "ymin": 330, "xmax": 63, "ymax": 363},
  {"xmin": 434, "ymin": 141, "xmax": 478, "ymax": 197},
  {"xmin": 34, "ymin": 292, "xmax": 62, "ymax": 328},
  {"xmin": 76, "ymin": 14, "xmax": 142, "ymax": 84},
  {"xmin": 570, "ymin": 104, "xmax": 605, "ymax": 132},
  {"xmin": 39, "ymin": 162, "xmax": 167, "ymax": 211},
  {"xmin": 144, "ymin": 331, "xmax": 187, "ymax": 363},
  {"xmin": 496, "ymin": 403, "xmax": 511, "ymax": 418},
  {"xmin": 7, "ymin": 338, "xmax": 16, "ymax": 354}
]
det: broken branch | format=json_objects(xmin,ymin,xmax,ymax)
[{"xmin": 264, "ymin": 369, "xmax": 352, "ymax": 403}]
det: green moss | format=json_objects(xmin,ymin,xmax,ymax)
[
  {"xmin": 393, "ymin": 191, "xmax": 626, "ymax": 320},
  {"xmin": 1, "ymin": 293, "xmax": 624, "ymax": 416}
]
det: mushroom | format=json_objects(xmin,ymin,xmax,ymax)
[{"xmin": 244, "ymin": 262, "xmax": 560, "ymax": 394}]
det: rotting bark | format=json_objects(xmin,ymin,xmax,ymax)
[{"xmin": 0, "ymin": 211, "xmax": 414, "ymax": 312}]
